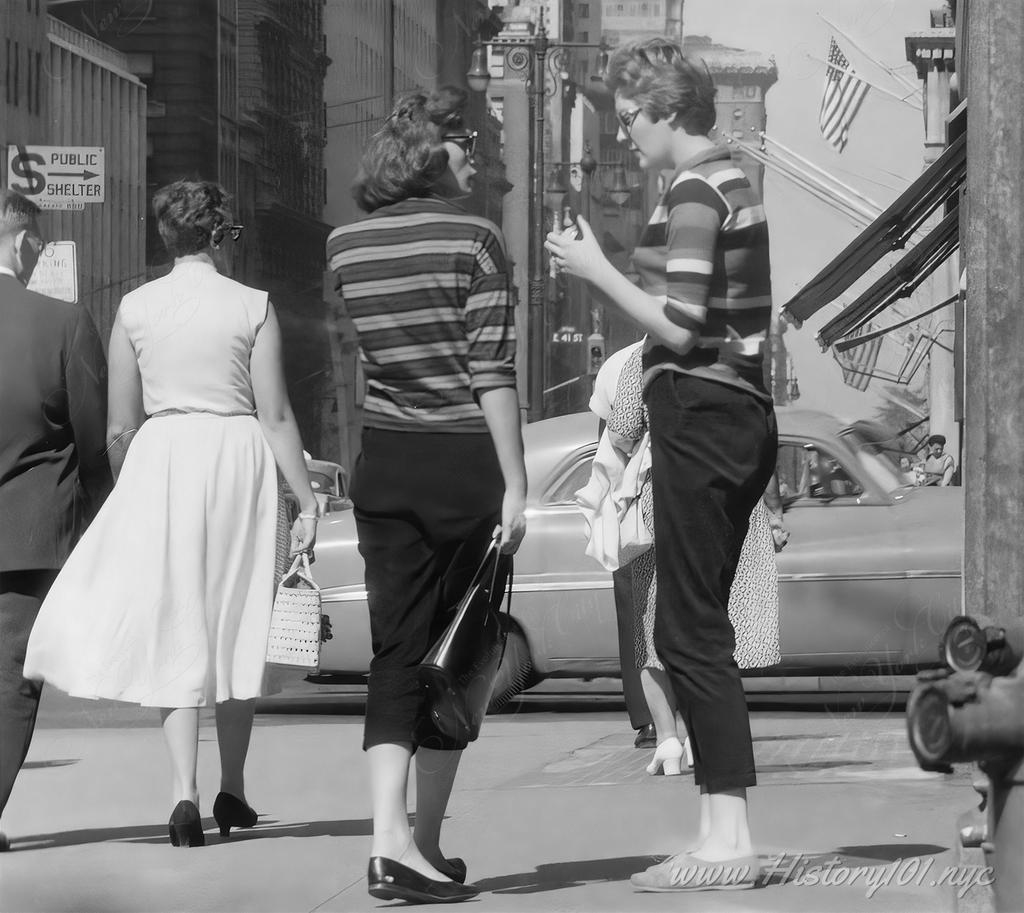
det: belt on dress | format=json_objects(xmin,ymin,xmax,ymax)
[{"xmin": 149, "ymin": 408, "xmax": 256, "ymax": 419}]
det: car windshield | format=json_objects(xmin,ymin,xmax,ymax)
[
  {"xmin": 840, "ymin": 427, "xmax": 912, "ymax": 494},
  {"xmin": 308, "ymin": 471, "xmax": 338, "ymax": 496}
]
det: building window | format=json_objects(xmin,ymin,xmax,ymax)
[
  {"xmin": 579, "ymin": 31, "xmax": 589, "ymax": 42},
  {"xmin": 578, "ymin": 2, "xmax": 590, "ymax": 15},
  {"xmin": 13, "ymin": 40, "xmax": 19, "ymax": 108}
]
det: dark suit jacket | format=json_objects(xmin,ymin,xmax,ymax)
[{"xmin": 0, "ymin": 274, "xmax": 112, "ymax": 571}]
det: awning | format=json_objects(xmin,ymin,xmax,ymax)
[
  {"xmin": 816, "ymin": 208, "xmax": 959, "ymax": 348},
  {"xmin": 781, "ymin": 132, "xmax": 966, "ymax": 323}
]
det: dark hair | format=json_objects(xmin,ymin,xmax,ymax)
[
  {"xmin": 927, "ymin": 434, "xmax": 947, "ymax": 447},
  {"xmin": 152, "ymin": 180, "xmax": 232, "ymax": 257},
  {"xmin": 351, "ymin": 86, "xmax": 470, "ymax": 213},
  {"xmin": 604, "ymin": 38, "xmax": 717, "ymax": 135},
  {"xmin": 0, "ymin": 188, "xmax": 41, "ymax": 238}
]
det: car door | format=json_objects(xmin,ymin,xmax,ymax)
[
  {"xmin": 774, "ymin": 436, "xmax": 913, "ymax": 671},
  {"xmin": 509, "ymin": 446, "xmax": 621, "ymax": 678}
]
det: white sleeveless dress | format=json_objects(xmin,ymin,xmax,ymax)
[{"xmin": 24, "ymin": 259, "xmax": 278, "ymax": 708}]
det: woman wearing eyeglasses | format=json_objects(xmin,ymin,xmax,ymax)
[
  {"xmin": 546, "ymin": 39, "xmax": 777, "ymax": 892},
  {"xmin": 25, "ymin": 179, "xmax": 318, "ymax": 848},
  {"xmin": 327, "ymin": 86, "xmax": 525, "ymax": 905}
]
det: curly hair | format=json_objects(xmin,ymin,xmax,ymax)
[
  {"xmin": 604, "ymin": 38, "xmax": 717, "ymax": 136},
  {"xmin": 352, "ymin": 86, "xmax": 470, "ymax": 213},
  {"xmin": 152, "ymin": 180, "xmax": 232, "ymax": 257}
]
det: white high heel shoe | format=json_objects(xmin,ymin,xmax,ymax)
[
  {"xmin": 646, "ymin": 737, "xmax": 685, "ymax": 776},
  {"xmin": 683, "ymin": 736, "xmax": 694, "ymax": 768}
]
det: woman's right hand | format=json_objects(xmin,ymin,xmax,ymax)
[
  {"xmin": 495, "ymin": 490, "xmax": 527, "ymax": 555},
  {"xmin": 290, "ymin": 514, "xmax": 318, "ymax": 555},
  {"xmin": 544, "ymin": 215, "xmax": 607, "ymax": 284}
]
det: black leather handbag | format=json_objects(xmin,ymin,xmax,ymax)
[{"xmin": 418, "ymin": 536, "xmax": 513, "ymax": 744}]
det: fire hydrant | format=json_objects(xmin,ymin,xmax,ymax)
[{"xmin": 907, "ymin": 615, "xmax": 1024, "ymax": 912}]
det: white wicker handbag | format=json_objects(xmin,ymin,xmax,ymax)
[{"xmin": 266, "ymin": 552, "xmax": 323, "ymax": 669}]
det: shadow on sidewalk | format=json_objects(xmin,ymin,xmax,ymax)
[
  {"xmin": 472, "ymin": 844, "xmax": 951, "ymax": 895},
  {"xmin": 9, "ymin": 818, "xmax": 373, "ymax": 850},
  {"xmin": 760, "ymin": 843, "xmax": 949, "ymax": 887},
  {"xmin": 474, "ymin": 856, "xmax": 657, "ymax": 895}
]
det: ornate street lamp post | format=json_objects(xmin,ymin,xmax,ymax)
[{"xmin": 467, "ymin": 17, "xmax": 608, "ymax": 421}]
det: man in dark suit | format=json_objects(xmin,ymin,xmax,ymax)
[{"xmin": 0, "ymin": 189, "xmax": 111, "ymax": 850}]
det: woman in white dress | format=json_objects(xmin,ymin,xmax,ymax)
[{"xmin": 24, "ymin": 180, "xmax": 318, "ymax": 847}]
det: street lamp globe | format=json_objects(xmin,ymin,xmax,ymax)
[
  {"xmin": 579, "ymin": 143, "xmax": 598, "ymax": 178},
  {"xmin": 466, "ymin": 43, "xmax": 491, "ymax": 93},
  {"xmin": 608, "ymin": 163, "xmax": 632, "ymax": 207}
]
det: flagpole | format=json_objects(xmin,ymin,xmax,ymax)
[
  {"xmin": 733, "ymin": 139, "xmax": 879, "ymax": 222},
  {"xmin": 807, "ymin": 52, "xmax": 923, "ymax": 109},
  {"xmin": 759, "ymin": 131, "xmax": 883, "ymax": 213},
  {"xmin": 728, "ymin": 140, "xmax": 874, "ymax": 227},
  {"xmin": 817, "ymin": 13, "xmax": 923, "ymax": 97}
]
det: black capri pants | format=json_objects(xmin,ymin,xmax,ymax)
[
  {"xmin": 645, "ymin": 372, "xmax": 777, "ymax": 793},
  {"xmin": 350, "ymin": 427, "xmax": 504, "ymax": 753}
]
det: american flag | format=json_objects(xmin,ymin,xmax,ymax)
[{"xmin": 820, "ymin": 37, "xmax": 869, "ymax": 152}]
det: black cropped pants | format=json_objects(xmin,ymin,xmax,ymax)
[
  {"xmin": 645, "ymin": 372, "xmax": 777, "ymax": 793},
  {"xmin": 0, "ymin": 569, "xmax": 58, "ymax": 817},
  {"xmin": 350, "ymin": 428, "xmax": 503, "ymax": 753}
]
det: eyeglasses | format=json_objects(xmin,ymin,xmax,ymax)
[
  {"xmin": 616, "ymin": 107, "xmax": 643, "ymax": 134},
  {"xmin": 211, "ymin": 223, "xmax": 244, "ymax": 249},
  {"xmin": 443, "ymin": 131, "xmax": 478, "ymax": 161}
]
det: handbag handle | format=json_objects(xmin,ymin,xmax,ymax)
[{"xmin": 283, "ymin": 552, "xmax": 319, "ymax": 591}]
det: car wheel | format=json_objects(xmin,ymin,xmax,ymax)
[{"xmin": 487, "ymin": 617, "xmax": 540, "ymax": 713}]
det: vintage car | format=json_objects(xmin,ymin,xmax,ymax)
[
  {"xmin": 309, "ymin": 408, "xmax": 963, "ymax": 703},
  {"xmin": 282, "ymin": 457, "xmax": 351, "ymax": 517}
]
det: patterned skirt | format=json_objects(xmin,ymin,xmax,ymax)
[{"xmin": 632, "ymin": 497, "xmax": 781, "ymax": 671}]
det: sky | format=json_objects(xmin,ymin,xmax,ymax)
[{"xmin": 684, "ymin": 0, "xmax": 939, "ymax": 422}]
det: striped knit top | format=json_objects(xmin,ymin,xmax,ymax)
[
  {"xmin": 633, "ymin": 146, "xmax": 772, "ymax": 400},
  {"xmin": 326, "ymin": 196, "xmax": 517, "ymax": 433}
]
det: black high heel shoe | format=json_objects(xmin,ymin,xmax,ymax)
[
  {"xmin": 212, "ymin": 791, "xmax": 258, "ymax": 838},
  {"xmin": 367, "ymin": 857, "xmax": 479, "ymax": 904},
  {"xmin": 168, "ymin": 800, "xmax": 205, "ymax": 847},
  {"xmin": 437, "ymin": 857, "xmax": 467, "ymax": 884}
]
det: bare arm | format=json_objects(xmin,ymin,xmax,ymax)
[
  {"xmin": 477, "ymin": 386, "xmax": 527, "ymax": 554},
  {"xmin": 251, "ymin": 299, "xmax": 318, "ymax": 552},
  {"xmin": 105, "ymin": 313, "xmax": 146, "ymax": 482},
  {"xmin": 941, "ymin": 456, "xmax": 955, "ymax": 486}
]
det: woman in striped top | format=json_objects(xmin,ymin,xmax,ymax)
[
  {"xmin": 327, "ymin": 87, "xmax": 526, "ymax": 905},
  {"xmin": 546, "ymin": 40, "xmax": 777, "ymax": 891}
]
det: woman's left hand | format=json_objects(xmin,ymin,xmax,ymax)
[
  {"xmin": 544, "ymin": 215, "xmax": 607, "ymax": 283},
  {"xmin": 290, "ymin": 515, "xmax": 318, "ymax": 556},
  {"xmin": 767, "ymin": 510, "xmax": 789, "ymax": 552}
]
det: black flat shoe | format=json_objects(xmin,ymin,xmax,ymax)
[
  {"xmin": 437, "ymin": 857, "xmax": 467, "ymax": 884},
  {"xmin": 168, "ymin": 800, "xmax": 205, "ymax": 848},
  {"xmin": 367, "ymin": 857, "xmax": 479, "ymax": 904},
  {"xmin": 634, "ymin": 723, "xmax": 657, "ymax": 749},
  {"xmin": 212, "ymin": 791, "xmax": 258, "ymax": 838}
]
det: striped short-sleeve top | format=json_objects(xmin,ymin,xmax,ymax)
[
  {"xmin": 326, "ymin": 196, "xmax": 517, "ymax": 433},
  {"xmin": 633, "ymin": 146, "xmax": 773, "ymax": 401}
]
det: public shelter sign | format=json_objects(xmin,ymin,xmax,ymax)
[{"xmin": 6, "ymin": 146, "xmax": 105, "ymax": 211}]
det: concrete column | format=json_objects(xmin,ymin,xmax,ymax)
[
  {"xmin": 963, "ymin": 0, "xmax": 1024, "ymax": 632},
  {"xmin": 495, "ymin": 82, "xmax": 532, "ymax": 412},
  {"xmin": 923, "ymin": 60, "xmax": 958, "ymax": 463},
  {"xmin": 926, "ymin": 257, "xmax": 960, "ymax": 463}
]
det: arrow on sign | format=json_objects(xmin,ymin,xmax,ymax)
[{"xmin": 49, "ymin": 170, "xmax": 100, "ymax": 180}]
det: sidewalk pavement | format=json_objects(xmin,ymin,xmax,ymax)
[{"xmin": 0, "ymin": 699, "xmax": 982, "ymax": 913}]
